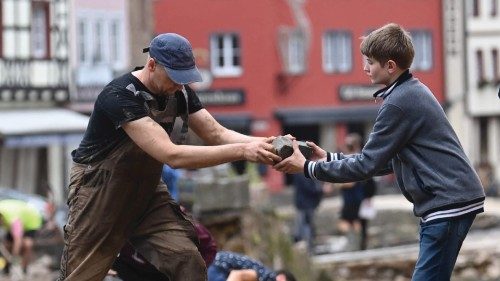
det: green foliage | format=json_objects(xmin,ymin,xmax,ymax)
[{"xmin": 239, "ymin": 208, "xmax": 319, "ymax": 281}]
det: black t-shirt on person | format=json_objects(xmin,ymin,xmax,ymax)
[{"xmin": 71, "ymin": 72, "xmax": 203, "ymax": 164}]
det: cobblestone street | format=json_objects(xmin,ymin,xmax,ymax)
[{"xmin": 0, "ymin": 255, "xmax": 58, "ymax": 281}]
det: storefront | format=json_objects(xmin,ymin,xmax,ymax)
[{"xmin": 0, "ymin": 108, "xmax": 89, "ymax": 204}]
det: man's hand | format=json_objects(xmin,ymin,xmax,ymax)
[
  {"xmin": 273, "ymin": 140, "xmax": 307, "ymax": 174},
  {"xmin": 243, "ymin": 140, "xmax": 282, "ymax": 165},
  {"xmin": 306, "ymin": 141, "xmax": 327, "ymax": 161}
]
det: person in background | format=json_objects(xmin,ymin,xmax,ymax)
[
  {"xmin": 207, "ymin": 251, "xmax": 296, "ymax": 281},
  {"xmin": 336, "ymin": 133, "xmax": 377, "ymax": 251},
  {"xmin": 358, "ymin": 176, "xmax": 377, "ymax": 250},
  {"xmin": 292, "ymin": 173, "xmax": 328, "ymax": 254},
  {"xmin": 476, "ymin": 161, "xmax": 499, "ymax": 197},
  {"xmin": 161, "ymin": 164, "xmax": 182, "ymax": 202},
  {"xmin": 0, "ymin": 199, "xmax": 43, "ymax": 276}
]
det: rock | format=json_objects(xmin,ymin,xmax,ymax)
[
  {"xmin": 193, "ymin": 175, "xmax": 250, "ymax": 213},
  {"xmin": 272, "ymin": 136, "xmax": 312, "ymax": 159},
  {"xmin": 459, "ymin": 268, "xmax": 478, "ymax": 279}
]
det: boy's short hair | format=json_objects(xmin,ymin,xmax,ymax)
[{"xmin": 360, "ymin": 23, "xmax": 415, "ymax": 69}]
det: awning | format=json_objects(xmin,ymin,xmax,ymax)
[
  {"xmin": 274, "ymin": 105, "xmax": 381, "ymax": 125},
  {"xmin": 212, "ymin": 113, "xmax": 252, "ymax": 131},
  {"xmin": 0, "ymin": 108, "xmax": 89, "ymax": 148}
]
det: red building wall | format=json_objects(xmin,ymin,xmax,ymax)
[
  {"xmin": 154, "ymin": 0, "xmax": 444, "ymax": 188},
  {"xmin": 154, "ymin": 0, "xmax": 443, "ymax": 125}
]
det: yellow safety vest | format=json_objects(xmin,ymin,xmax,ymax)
[{"xmin": 0, "ymin": 199, "xmax": 43, "ymax": 231}]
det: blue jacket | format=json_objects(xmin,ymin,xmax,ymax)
[
  {"xmin": 305, "ymin": 71, "xmax": 485, "ymax": 222},
  {"xmin": 293, "ymin": 173, "xmax": 323, "ymax": 210}
]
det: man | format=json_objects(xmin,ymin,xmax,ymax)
[
  {"xmin": 59, "ymin": 33, "xmax": 281, "ymax": 281},
  {"xmin": 0, "ymin": 199, "xmax": 43, "ymax": 276}
]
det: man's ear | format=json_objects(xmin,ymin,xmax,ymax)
[
  {"xmin": 386, "ymin": 60, "xmax": 397, "ymax": 73},
  {"xmin": 146, "ymin": 58, "xmax": 156, "ymax": 71}
]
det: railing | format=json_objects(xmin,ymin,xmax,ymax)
[
  {"xmin": 0, "ymin": 59, "xmax": 69, "ymax": 87},
  {"xmin": 0, "ymin": 59, "xmax": 70, "ymax": 104}
]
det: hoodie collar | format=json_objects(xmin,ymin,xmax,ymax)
[{"xmin": 373, "ymin": 69, "xmax": 413, "ymax": 99}]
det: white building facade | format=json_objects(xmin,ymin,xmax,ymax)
[
  {"xmin": 465, "ymin": 0, "xmax": 500, "ymax": 178},
  {"xmin": 0, "ymin": 0, "xmax": 89, "ymax": 204},
  {"xmin": 68, "ymin": 0, "xmax": 155, "ymax": 113},
  {"xmin": 68, "ymin": 0, "xmax": 130, "ymax": 113}
]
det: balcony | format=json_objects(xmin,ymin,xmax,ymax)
[{"xmin": 0, "ymin": 59, "xmax": 70, "ymax": 106}]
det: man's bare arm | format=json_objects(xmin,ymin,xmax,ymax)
[
  {"xmin": 123, "ymin": 116, "xmax": 280, "ymax": 169},
  {"xmin": 189, "ymin": 109, "xmax": 268, "ymax": 145}
]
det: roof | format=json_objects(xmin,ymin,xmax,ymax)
[
  {"xmin": 274, "ymin": 105, "xmax": 381, "ymax": 125},
  {"xmin": 0, "ymin": 108, "xmax": 89, "ymax": 147},
  {"xmin": 212, "ymin": 113, "xmax": 252, "ymax": 130}
]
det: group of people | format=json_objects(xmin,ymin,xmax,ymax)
[{"xmin": 52, "ymin": 22, "xmax": 485, "ymax": 281}]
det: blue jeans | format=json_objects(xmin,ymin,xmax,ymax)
[
  {"xmin": 207, "ymin": 265, "xmax": 229, "ymax": 281},
  {"xmin": 412, "ymin": 214, "xmax": 476, "ymax": 281},
  {"xmin": 294, "ymin": 208, "xmax": 316, "ymax": 252}
]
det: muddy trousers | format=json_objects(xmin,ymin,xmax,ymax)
[{"xmin": 58, "ymin": 162, "xmax": 207, "ymax": 281}]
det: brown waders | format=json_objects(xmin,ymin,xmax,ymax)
[{"xmin": 58, "ymin": 141, "xmax": 206, "ymax": 281}]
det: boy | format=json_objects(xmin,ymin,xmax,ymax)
[{"xmin": 274, "ymin": 23, "xmax": 485, "ymax": 281}]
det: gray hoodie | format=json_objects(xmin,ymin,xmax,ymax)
[{"xmin": 305, "ymin": 71, "xmax": 485, "ymax": 220}]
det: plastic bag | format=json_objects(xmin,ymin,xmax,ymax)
[{"xmin": 358, "ymin": 199, "xmax": 377, "ymax": 220}]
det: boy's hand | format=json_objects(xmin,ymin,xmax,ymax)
[
  {"xmin": 273, "ymin": 140, "xmax": 306, "ymax": 174},
  {"xmin": 306, "ymin": 141, "xmax": 327, "ymax": 161}
]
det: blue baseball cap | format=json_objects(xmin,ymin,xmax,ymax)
[{"xmin": 144, "ymin": 33, "xmax": 202, "ymax": 85}]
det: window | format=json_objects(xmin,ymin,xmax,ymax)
[
  {"xmin": 93, "ymin": 21, "xmax": 104, "ymax": 64},
  {"xmin": 473, "ymin": 0, "xmax": 480, "ymax": 16},
  {"xmin": 110, "ymin": 20, "xmax": 120, "ymax": 63},
  {"xmin": 476, "ymin": 50, "xmax": 486, "ymax": 87},
  {"xmin": 286, "ymin": 32, "xmax": 306, "ymax": 74},
  {"xmin": 277, "ymin": 30, "xmax": 306, "ymax": 75},
  {"xmin": 78, "ymin": 20, "xmax": 88, "ymax": 63},
  {"xmin": 322, "ymin": 31, "xmax": 352, "ymax": 73},
  {"xmin": 31, "ymin": 1, "xmax": 50, "ymax": 59},
  {"xmin": 479, "ymin": 117, "xmax": 488, "ymax": 160},
  {"xmin": 411, "ymin": 31, "xmax": 433, "ymax": 71},
  {"xmin": 2, "ymin": 0, "xmax": 31, "ymax": 58},
  {"xmin": 0, "ymin": 1, "xmax": 3, "ymax": 58},
  {"xmin": 210, "ymin": 33, "xmax": 242, "ymax": 77},
  {"xmin": 492, "ymin": 49, "xmax": 499, "ymax": 82},
  {"xmin": 78, "ymin": 17, "xmax": 123, "ymax": 67}
]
